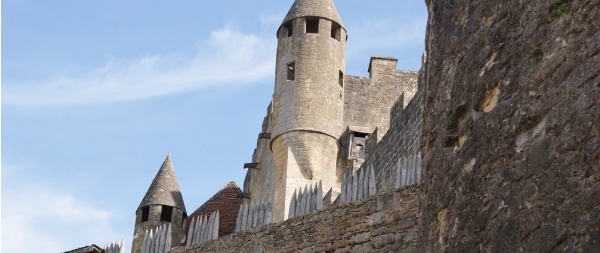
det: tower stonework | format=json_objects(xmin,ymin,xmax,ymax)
[
  {"xmin": 241, "ymin": 0, "xmax": 419, "ymax": 223},
  {"xmin": 270, "ymin": 0, "xmax": 347, "ymax": 221},
  {"xmin": 131, "ymin": 154, "xmax": 187, "ymax": 253}
]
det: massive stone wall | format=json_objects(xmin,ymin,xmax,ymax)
[
  {"xmin": 245, "ymin": 112, "xmax": 276, "ymax": 214},
  {"xmin": 343, "ymin": 58, "xmax": 418, "ymax": 137},
  {"xmin": 243, "ymin": 57, "xmax": 418, "ymax": 222},
  {"xmin": 172, "ymin": 186, "xmax": 420, "ymax": 253},
  {"xmin": 419, "ymin": 0, "xmax": 600, "ymax": 252},
  {"xmin": 360, "ymin": 78, "xmax": 424, "ymax": 193},
  {"xmin": 341, "ymin": 58, "xmax": 418, "ymax": 171}
]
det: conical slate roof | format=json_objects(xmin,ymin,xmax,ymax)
[
  {"xmin": 138, "ymin": 153, "xmax": 186, "ymax": 212},
  {"xmin": 281, "ymin": 0, "xmax": 344, "ymax": 27}
]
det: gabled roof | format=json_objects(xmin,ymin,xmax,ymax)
[
  {"xmin": 281, "ymin": 0, "xmax": 344, "ymax": 27},
  {"xmin": 138, "ymin": 153, "xmax": 186, "ymax": 212}
]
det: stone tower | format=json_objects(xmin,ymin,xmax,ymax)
[
  {"xmin": 131, "ymin": 153, "xmax": 187, "ymax": 253},
  {"xmin": 270, "ymin": 0, "xmax": 347, "ymax": 221}
]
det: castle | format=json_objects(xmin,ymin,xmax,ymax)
[
  {"xmin": 66, "ymin": 0, "xmax": 600, "ymax": 252},
  {"xmin": 127, "ymin": 0, "xmax": 420, "ymax": 251}
]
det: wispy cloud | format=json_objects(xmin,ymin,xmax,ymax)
[
  {"xmin": 3, "ymin": 26, "xmax": 276, "ymax": 107},
  {"xmin": 2, "ymin": 183, "xmax": 122, "ymax": 253},
  {"xmin": 346, "ymin": 15, "xmax": 426, "ymax": 58}
]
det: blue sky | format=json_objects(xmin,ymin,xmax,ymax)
[{"xmin": 1, "ymin": 0, "xmax": 427, "ymax": 252}]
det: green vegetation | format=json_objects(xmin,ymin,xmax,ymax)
[
  {"xmin": 548, "ymin": 1, "xmax": 571, "ymax": 22},
  {"xmin": 531, "ymin": 50, "xmax": 544, "ymax": 65}
]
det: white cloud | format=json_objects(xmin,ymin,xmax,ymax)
[
  {"xmin": 3, "ymin": 26, "xmax": 276, "ymax": 107},
  {"xmin": 1, "ymin": 183, "xmax": 123, "ymax": 253}
]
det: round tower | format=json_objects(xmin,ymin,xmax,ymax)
[
  {"xmin": 131, "ymin": 153, "xmax": 187, "ymax": 253},
  {"xmin": 270, "ymin": 0, "xmax": 347, "ymax": 221}
]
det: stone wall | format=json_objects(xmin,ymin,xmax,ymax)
[
  {"xmin": 360, "ymin": 84, "xmax": 424, "ymax": 193},
  {"xmin": 243, "ymin": 57, "xmax": 419, "ymax": 222},
  {"xmin": 171, "ymin": 185, "xmax": 420, "ymax": 253},
  {"xmin": 343, "ymin": 59, "xmax": 418, "ymax": 137},
  {"xmin": 245, "ymin": 108, "xmax": 276, "ymax": 214},
  {"xmin": 341, "ymin": 59, "xmax": 418, "ymax": 172},
  {"xmin": 419, "ymin": 0, "xmax": 600, "ymax": 252}
]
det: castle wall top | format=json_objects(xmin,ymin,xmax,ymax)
[{"xmin": 368, "ymin": 56, "xmax": 398, "ymax": 79}]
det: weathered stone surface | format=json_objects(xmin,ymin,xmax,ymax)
[
  {"xmin": 133, "ymin": 154, "xmax": 187, "ymax": 253},
  {"xmin": 357, "ymin": 76, "xmax": 423, "ymax": 193},
  {"xmin": 244, "ymin": 0, "xmax": 419, "ymax": 220},
  {"xmin": 419, "ymin": 0, "xmax": 600, "ymax": 252},
  {"xmin": 171, "ymin": 186, "xmax": 419, "ymax": 253}
]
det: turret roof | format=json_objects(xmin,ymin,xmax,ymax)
[
  {"xmin": 281, "ymin": 0, "xmax": 344, "ymax": 27},
  {"xmin": 138, "ymin": 153, "xmax": 186, "ymax": 212}
]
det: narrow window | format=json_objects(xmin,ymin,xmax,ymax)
[
  {"xmin": 283, "ymin": 21, "xmax": 293, "ymax": 37},
  {"xmin": 331, "ymin": 22, "xmax": 341, "ymax": 41},
  {"xmin": 306, "ymin": 18, "xmax": 319, "ymax": 33},
  {"xmin": 141, "ymin": 206, "xmax": 150, "ymax": 222},
  {"xmin": 160, "ymin": 205, "xmax": 173, "ymax": 222},
  {"xmin": 339, "ymin": 71, "xmax": 344, "ymax": 87},
  {"xmin": 287, "ymin": 62, "xmax": 295, "ymax": 81},
  {"xmin": 350, "ymin": 132, "xmax": 368, "ymax": 160}
]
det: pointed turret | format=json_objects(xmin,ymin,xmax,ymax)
[
  {"xmin": 281, "ymin": 0, "xmax": 343, "ymax": 27},
  {"xmin": 138, "ymin": 153, "xmax": 186, "ymax": 210},
  {"xmin": 131, "ymin": 153, "xmax": 187, "ymax": 253}
]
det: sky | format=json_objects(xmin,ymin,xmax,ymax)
[{"xmin": 1, "ymin": 0, "xmax": 427, "ymax": 252}]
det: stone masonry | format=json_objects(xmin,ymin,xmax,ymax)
[
  {"xmin": 419, "ymin": 0, "xmax": 600, "ymax": 252},
  {"xmin": 243, "ymin": 0, "xmax": 418, "ymax": 223},
  {"xmin": 121, "ymin": 0, "xmax": 600, "ymax": 252},
  {"xmin": 171, "ymin": 185, "xmax": 420, "ymax": 253},
  {"xmin": 359, "ymin": 70, "xmax": 424, "ymax": 193}
]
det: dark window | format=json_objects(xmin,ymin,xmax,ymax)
[
  {"xmin": 331, "ymin": 22, "xmax": 341, "ymax": 41},
  {"xmin": 287, "ymin": 62, "xmax": 295, "ymax": 81},
  {"xmin": 354, "ymin": 132, "xmax": 368, "ymax": 138},
  {"xmin": 306, "ymin": 18, "xmax": 319, "ymax": 33},
  {"xmin": 161, "ymin": 205, "xmax": 173, "ymax": 222},
  {"xmin": 350, "ymin": 132, "xmax": 368, "ymax": 160},
  {"xmin": 282, "ymin": 21, "xmax": 293, "ymax": 37},
  {"xmin": 339, "ymin": 71, "xmax": 344, "ymax": 87},
  {"xmin": 141, "ymin": 206, "xmax": 150, "ymax": 222}
]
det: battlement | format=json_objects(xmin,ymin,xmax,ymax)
[
  {"xmin": 172, "ymin": 185, "xmax": 420, "ymax": 253},
  {"xmin": 368, "ymin": 56, "xmax": 398, "ymax": 78}
]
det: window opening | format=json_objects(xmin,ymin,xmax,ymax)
[
  {"xmin": 350, "ymin": 132, "xmax": 368, "ymax": 160},
  {"xmin": 287, "ymin": 62, "xmax": 296, "ymax": 81},
  {"xmin": 160, "ymin": 205, "xmax": 173, "ymax": 222},
  {"xmin": 339, "ymin": 71, "xmax": 344, "ymax": 87},
  {"xmin": 282, "ymin": 21, "xmax": 293, "ymax": 37},
  {"xmin": 306, "ymin": 18, "xmax": 319, "ymax": 33},
  {"xmin": 331, "ymin": 22, "xmax": 341, "ymax": 41},
  {"xmin": 141, "ymin": 206, "xmax": 150, "ymax": 222}
]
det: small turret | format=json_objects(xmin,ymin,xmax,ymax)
[{"xmin": 131, "ymin": 153, "xmax": 187, "ymax": 253}]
